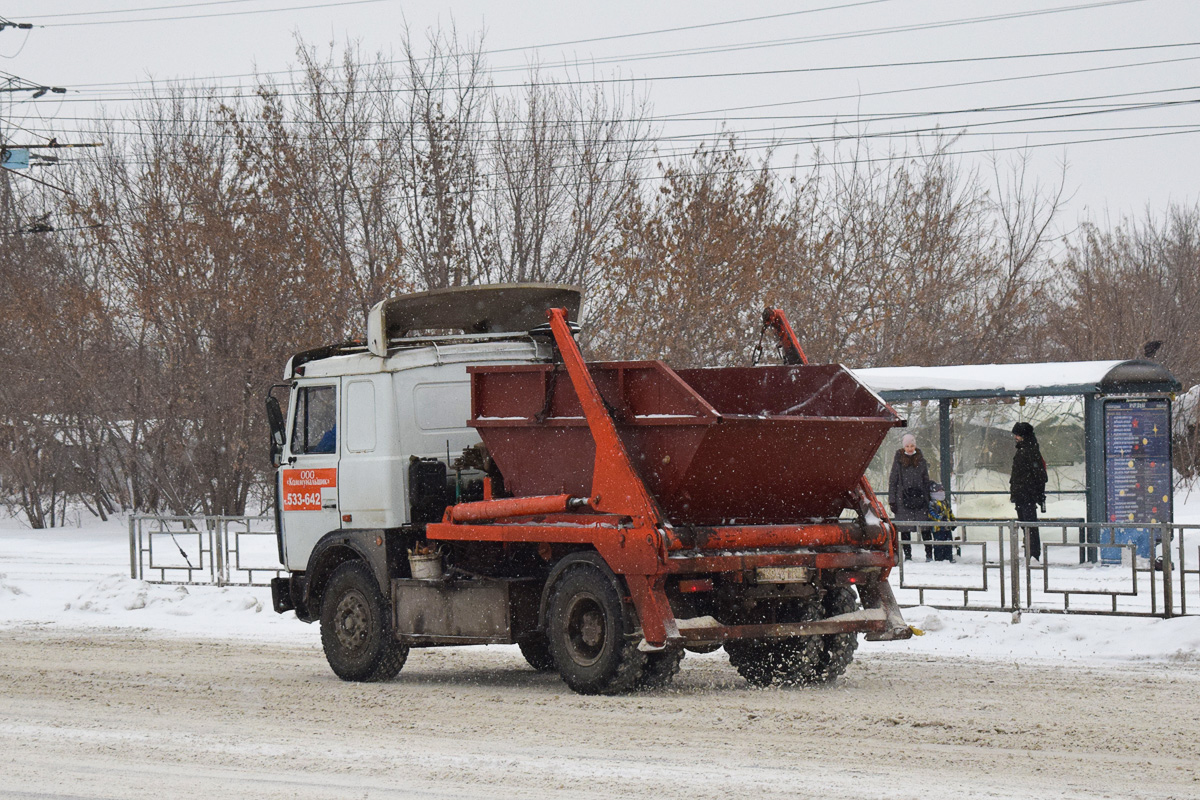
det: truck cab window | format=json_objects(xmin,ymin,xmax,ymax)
[{"xmin": 293, "ymin": 385, "xmax": 337, "ymax": 455}]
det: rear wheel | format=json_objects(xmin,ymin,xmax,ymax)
[
  {"xmin": 518, "ymin": 634, "xmax": 557, "ymax": 672},
  {"xmin": 634, "ymin": 647, "xmax": 685, "ymax": 689},
  {"xmin": 814, "ymin": 586, "xmax": 860, "ymax": 683},
  {"xmin": 546, "ymin": 565, "xmax": 646, "ymax": 695},
  {"xmin": 320, "ymin": 560, "xmax": 408, "ymax": 682},
  {"xmin": 725, "ymin": 600, "xmax": 822, "ymax": 687}
]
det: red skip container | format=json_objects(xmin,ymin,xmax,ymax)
[{"xmin": 469, "ymin": 361, "xmax": 902, "ymax": 526}]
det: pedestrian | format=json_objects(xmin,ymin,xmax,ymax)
[
  {"xmin": 888, "ymin": 433, "xmax": 930, "ymax": 561},
  {"xmin": 1010, "ymin": 421, "xmax": 1048, "ymax": 562},
  {"xmin": 927, "ymin": 482, "xmax": 956, "ymax": 562}
]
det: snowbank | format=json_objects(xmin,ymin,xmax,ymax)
[{"xmin": 3, "ymin": 507, "xmax": 1200, "ymax": 665}]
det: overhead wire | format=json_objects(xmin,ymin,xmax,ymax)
[
  {"xmin": 494, "ymin": 0, "xmax": 1152, "ymax": 75},
  {"xmin": 23, "ymin": 80, "xmax": 1200, "ymax": 138},
  {"xmin": 30, "ymin": 0, "xmax": 398, "ymax": 28},
  {"xmin": 47, "ymin": 12, "xmax": 1186, "ymax": 95},
  {"xmin": 7, "ymin": 0, "xmax": 1194, "ymax": 213},
  {"xmin": 26, "ymin": 0, "xmax": 333, "ymax": 19}
]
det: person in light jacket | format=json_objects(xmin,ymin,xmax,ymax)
[
  {"xmin": 888, "ymin": 433, "xmax": 931, "ymax": 561},
  {"xmin": 1010, "ymin": 421, "xmax": 1048, "ymax": 562}
]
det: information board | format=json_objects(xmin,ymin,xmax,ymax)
[{"xmin": 1103, "ymin": 399, "xmax": 1171, "ymax": 561}]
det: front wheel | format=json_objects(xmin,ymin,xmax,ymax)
[
  {"xmin": 545, "ymin": 564, "xmax": 646, "ymax": 695},
  {"xmin": 518, "ymin": 634, "xmax": 557, "ymax": 672},
  {"xmin": 319, "ymin": 560, "xmax": 408, "ymax": 682}
]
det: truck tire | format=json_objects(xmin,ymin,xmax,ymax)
[
  {"xmin": 814, "ymin": 586, "xmax": 860, "ymax": 683},
  {"xmin": 517, "ymin": 634, "xmax": 557, "ymax": 672},
  {"xmin": 725, "ymin": 600, "xmax": 822, "ymax": 688},
  {"xmin": 545, "ymin": 565, "xmax": 646, "ymax": 695},
  {"xmin": 320, "ymin": 560, "xmax": 408, "ymax": 682},
  {"xmin": 634, "ymin": 647, "xmax": 685, "ymax": 690}
]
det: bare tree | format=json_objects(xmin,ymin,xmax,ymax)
[
  {"xmin": 1055, "ymin": 203, "xmax": 1200, "ymax": 385},
  {"xmin": 478, "ymin": 70, "xmax": 651, "ymax": 297},
  {"xmin": 74, "ymin": 87, "xmax": 350, "ymax": 515},
  {"xmin": 0, "ymin": 175, "xmax": 114, "ymax": 526},
  {"xmin": 396, "ymin": 26, "xmax": 486, "ymax": 290},
  {"xmin": 589, "ymin": 138, "xmax": 796, "ymax": 367},
  {"xmin": 768, "ymin": 139, "xmax": 1062, "ymax": 368}
]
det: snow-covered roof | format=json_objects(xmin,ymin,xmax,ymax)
[{"xmin": 851, "ymin": 359, "xmax": 1180, "ymax": 401}]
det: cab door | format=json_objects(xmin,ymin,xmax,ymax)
[{"xmin": 280, "ymin": 381, "xmax": 341, "ymax": 570}]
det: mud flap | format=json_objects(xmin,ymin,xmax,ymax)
[{"xmin": 859, "ymin": 577, "xmax": 913, "ymax": 641}]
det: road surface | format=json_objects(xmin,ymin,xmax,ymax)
[{"xmin": 2, "ymin": 628, "xmax": 1197, "ymax": 799}]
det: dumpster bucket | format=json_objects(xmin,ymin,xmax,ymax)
[{"xmin": 469, "ymin": 361, "xmax": 902, "ymax": 525}]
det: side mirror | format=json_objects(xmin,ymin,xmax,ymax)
[{"xmin": 266, "ymin": 394, "xmax": 286, "ymax": 468}]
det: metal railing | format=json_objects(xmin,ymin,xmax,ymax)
[
  {"xmin": 893, "ymin": 518, "xmax": 1199, "ymax": 618},
  {"xmin": 129, "ymin": 514, "xmax": 283, "ymax": 587},
  {"xmin": 128, "ymin": 513, "xmax": 1200, "ymax": 619}
]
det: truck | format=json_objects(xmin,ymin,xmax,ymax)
[{"xmin": 268, "ymin": 283, "xmax": 912, "ymax": 694}]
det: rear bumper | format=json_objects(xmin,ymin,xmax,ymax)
[
  {"xmin": 666, "ymin": 549, "xmax": 893, "ymax": 573},
  {"xmin": 664, "ymin": 575, "xmax": 912, "ymax": 646}
]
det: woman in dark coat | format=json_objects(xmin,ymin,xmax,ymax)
[
  {"xmin": 1010, "ymin": 421, "xmax": 1048, "ymax": 561},
  {"xmin": 888, "ymin": 433, "xmax": 930, "ymax": 561}
]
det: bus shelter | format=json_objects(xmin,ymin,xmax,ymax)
[{"xmin": 852, "ymin": 360, "xmax": 1181, "ymax": 557}]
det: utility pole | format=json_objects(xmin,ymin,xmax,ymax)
[{"xmin": 0, "ymin": 16, "xmax": 94, "ymax": 206}]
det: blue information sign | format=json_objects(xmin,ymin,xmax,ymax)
[{"xmin": 1102, "ymin": 399, "xmax": 1171, "ymax": 562}]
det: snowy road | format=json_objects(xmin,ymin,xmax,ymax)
[{"xmin": 2, "ymin": 629, "xmax": 1198, "ymax": 799}]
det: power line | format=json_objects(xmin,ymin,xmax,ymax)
[
  {"xmin": 26, "ymin": 0, "xmax": 322, "ymax": 20},
  {"xmin": 503, "ymin": 0, "xmax": 1152, "ymax": 75},
  {"xmin": 28, "ymin": 80, "xmax": 1200, "ymax": 137},
  {"xmin": 469, "ymin": 0, "xmax": 898, "ymax": 57},
  {"xmin": 53, "ymin": 40, "xmax": 1200, "ymax": 106},
  {"xmin": 50, "ymin": 11, "xmax": 1185, "ymax": 95},
  {"xmin": 32, "ymin": 0, "xmax": 397, "ymax": 28},
  {"xmin": 31, "ymin": 2, "xmax": 899, "ymax": 92},
  {"xmin": 661, "ymin": 53, "xmax": 1200, "ymax": 120}
]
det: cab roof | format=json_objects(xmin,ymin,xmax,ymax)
[{"xmin": 366, "ymin": 283, "xmax": 581, "ymax": 357}]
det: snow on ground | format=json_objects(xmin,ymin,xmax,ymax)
[{"xmin": 2, "ymin": 491, "xmax": 1200, "ymax": 666}]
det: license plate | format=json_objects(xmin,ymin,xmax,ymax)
[{"xmin": 756, "ymin": 566, "xmax": 810, "ymax": 583}]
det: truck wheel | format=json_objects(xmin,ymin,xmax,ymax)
[
  {"xmin": 725, "ymin": 601, "xmax": 822, "ymax": 687},
  {"xmin": 634, "ymin": 647, "xmax": 685, "ymax": 690},
  {"xmin": 320, "ymin": 560, "xmax": 408, "ymax": 682},
  {"xmin": 518, "ymin": 634, "xmax": 557, "ymax": 672},
  {"xmin": 546, "ymin": 565, "xmax": 646, "ymax": 695},
  {"xmin": 815, "ymin": 586, "xmax": 860, "ymax": 683}
]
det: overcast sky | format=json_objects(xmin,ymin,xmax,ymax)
[{"xmin": 5, "ymin": 0, "xmax": 1200, "ymax": 224}]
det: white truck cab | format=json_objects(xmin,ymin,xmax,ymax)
[{"xmin": 268, "ymin": 285, "xmax": 576, "ymax": 587}]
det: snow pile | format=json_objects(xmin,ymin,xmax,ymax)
[
  {"xmin": 62, "ymin": 574, "xmax": 263, "ymax": 617},
  {"xmin": 870, "ymin": 605, "xmax": 1200, "ymax": 663}
]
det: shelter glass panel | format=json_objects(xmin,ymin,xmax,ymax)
[
  {"xmin": 866, "ymin": 401, "xmax": 941, "ymax": 501},
  {"xmin": 950, "ymin": 395, "xmax": 1085, "ymax": 520}
]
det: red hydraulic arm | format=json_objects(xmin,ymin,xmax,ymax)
[
  {"xmin": 762, "ymin": 308, "xmax": 808, "ymax": 366},
  {"xmin": 541, "ymin": 308, "xmax": 678, "ymax": 642},
  {"xmin": 544, "ymin": 308, "xmax": 663, "ymax": 529}
]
